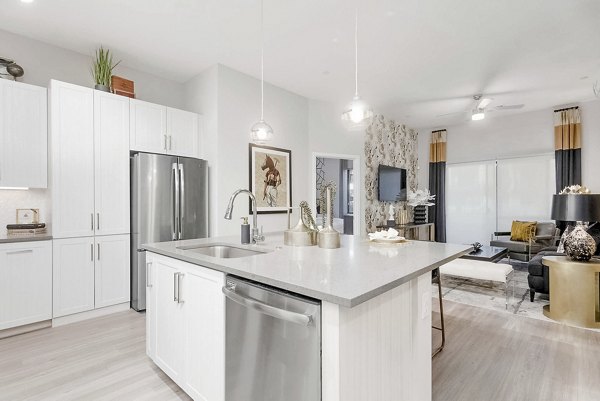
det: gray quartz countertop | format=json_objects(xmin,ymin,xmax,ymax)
[
  {"xmin": 0, "ymin": 233, "xmax": 53, "ymax": 244},
  {"xmin": 144, "ymin": 233, "xmax": 471, "ymax": 308}
]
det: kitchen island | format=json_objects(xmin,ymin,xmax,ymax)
[{"xmin": 144, "ymin": 233, "xmax": 470, "ymax": 401}]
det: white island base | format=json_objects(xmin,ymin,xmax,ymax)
[{"xmin": 322, "ymin": 273, "xmax": 432, "ymax": 401}]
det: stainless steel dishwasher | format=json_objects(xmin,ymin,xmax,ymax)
[{"xmin": 223, "ymin": 275, "xmax": 321, "ymax": 401}]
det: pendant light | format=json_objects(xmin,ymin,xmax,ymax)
[
  {"xmin": 250, "ymin": 0, "xmax": 273, "ymax": 144},
  {"xmin": 341, "ymin": 5, "xmax": 373, "ymax": 131}
]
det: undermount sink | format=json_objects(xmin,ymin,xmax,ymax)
[{"xmin": 177, "ymin": 243, "xmax": 269, "ymax": 258}]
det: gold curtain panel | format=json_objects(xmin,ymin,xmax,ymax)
[
  {"xmin": 430, "ymin": 129, "xmax": 447, "ymax": 163},
  {"xmin": 554, "ymin": 107, "xmax": 581, "ymax": 150}
]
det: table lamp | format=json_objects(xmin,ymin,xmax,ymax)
[{"xmin": 551, "ymin": 194, "xmax": 600, "ymax": 261}]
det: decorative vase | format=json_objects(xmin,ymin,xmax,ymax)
[
  {"xmin": 318, "ymin": 187, "xmax": 340, "ymax": 249},
  {"xmin": 564, "ymin": 224, "xmax": 597, "ymax": 261},
  {"xmin": 94, "ymin": 84, "xmax": 111, "ymax": 92},
  {"xmin": 413, "ymin": 205, "xmax": 427, "ymax": 224}
]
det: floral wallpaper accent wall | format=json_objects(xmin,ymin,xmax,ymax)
[{"xmin": 364, "ymin": 115, "xmax": 418, "ymax": 233}]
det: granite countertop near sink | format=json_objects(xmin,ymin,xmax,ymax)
[
  {"xmin": 0, "ymin": 232, "xmax": 53, "ymax": 244},
  {"xmin": 144, "ymin": 233, "xmax": 471, "ymax": 308}
]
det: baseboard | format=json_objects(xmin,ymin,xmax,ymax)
[
  {"xmin": 52, "ymin": 303, "xmax": 131, "ymax": 327},
  {"xmin": 0, "ymin": 320, "xmax": 52, "ymax": 339}
]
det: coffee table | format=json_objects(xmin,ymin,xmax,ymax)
[{"xmin": 460, "ymin": 245, "xmax": 508, "ymax": 263}]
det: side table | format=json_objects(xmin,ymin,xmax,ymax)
[{"xmin": 542, "ymin": 256, "xmax": 600, "ymax": 329}]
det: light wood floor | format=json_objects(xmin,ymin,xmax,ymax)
[
  {"xmin": 432, "ymin": 300, "xmax": 600, "ymax": 401},
  {"xmin": 1, "ymin": 303, "xmax": 599, "ymax": 401},
  {"xmin": 0, "ymin": 311, "xmax": 191, "ymax": 401}
]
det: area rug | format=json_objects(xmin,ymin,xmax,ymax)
[{"xmin": 432, "ymin": 259, "xmax": 553, "ymax": 323}]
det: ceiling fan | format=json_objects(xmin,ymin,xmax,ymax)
[{"xmin": 437, "ymin": 94, "xmax": 524, "ymax": 121}]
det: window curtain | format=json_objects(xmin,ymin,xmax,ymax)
[
  {"xmin": 554, "ymin": 107, "xmax": 581, "ymax": 193},
  {"xmin": 429, "ymin": 130, "xmax": 446, "ymax": 242}
]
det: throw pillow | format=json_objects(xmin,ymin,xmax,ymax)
[{"xmin": 510, "ymin": 221, "xmax": 537, "ymax": 242}]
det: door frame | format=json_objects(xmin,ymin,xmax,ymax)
[{"xmin": 311, "ymin": 152, "xmax": 362, "ymax": 236}]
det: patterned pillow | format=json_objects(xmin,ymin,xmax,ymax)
[{"xmin": 510, "ymin": 221, "xmax": 537, "ymax": 242}]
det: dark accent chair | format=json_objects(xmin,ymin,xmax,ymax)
[
  {"xmin": 527, "ymin": 247, "xmax": 563, "ymax": 301},
  {"xmin": 490, "ymin": 222, "xmax": 560, "ymax": 262}
]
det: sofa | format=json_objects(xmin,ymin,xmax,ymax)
[{"xmin": 490, "ymin": 222, "xmax": 560, "ymax": 262}]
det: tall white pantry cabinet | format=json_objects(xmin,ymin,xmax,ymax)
[{"xmin": 50, "ymin": 80, "xmax": 130, "ymax": 318}]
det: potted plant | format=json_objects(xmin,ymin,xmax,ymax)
[
  {"xmin": 407, "ymin": 189, "xmax": 435, "ymax": 224},
  {"xmin": 91, "ymin": 46, "xmax": 120, "ymax": 92}
]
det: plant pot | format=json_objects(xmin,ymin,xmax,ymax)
[{"xmin": 94, "ymin": 84, "xmax": 111, "ymax": 92}]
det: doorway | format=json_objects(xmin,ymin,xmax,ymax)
[{"xmin": 311, "ymin": 152, "xmax": 361, "ymax": 236}]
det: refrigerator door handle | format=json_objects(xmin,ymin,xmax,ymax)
[
  {"xmin": 172, "ymin": 163, "xmax": 179, "ymax": 241},
  {"xmin": 178, "ymin": 163, "xmax": 184, "ymax": 240}
]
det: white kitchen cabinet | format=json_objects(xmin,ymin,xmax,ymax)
[
  {"xmin": 52, "ymin": 237, "xmax": 95, "ymax": 318},
  {"xmin": 146, "ymin": 253, "xmax": 225, "ymax": 401},
  {"xmin": 130, "ymin": 99, "xmax": 200, "ymax": 158},
  {"xmin": 94, "ymin": 91, "xmax": 130, "ymax": 236},
  {"xmin": 166, "ymin": 107, "xmax": 199, "ymax": 158},
  {"xmin": 129, "ymin": 99, "xmax": 166, "ymax": 153},
  {"xmin": 94, "ymin": 234, "xmax": 130, "ymax": 308},
  {"xmin": 50, "ymin": 80, "xmax": 130, "ymax": 239},
  {"xmin": 0, "ymin": 80, "xmax": 48, "ymax": 188},
  {"xmin": 0, "ymin": 241, "xmax": 52, "ymax": 330},
  {"xmin": 50, "ymin": 80, "xmax": 95, "ymax": 238}
]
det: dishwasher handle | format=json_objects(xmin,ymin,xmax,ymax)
[{"xmin": 222, "ymin": 285, "xmax": 313, "ymax": 326}]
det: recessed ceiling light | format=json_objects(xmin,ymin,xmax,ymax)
[
  {"xmin": 332, "ymin": 37, "xmax": 339, "ymax": 43},
  {"xmin": 471, "ymin": 110, "xmax": 485, "ymax": 121},
  {"xmin": 20, "ymin": 0, "xmax": 34, "ymax": 3}
]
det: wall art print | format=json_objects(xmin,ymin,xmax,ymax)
[
  {"xmin": 364, "ymin": 115, "xmax": 418, "ymax": 233},
  {"xmin": 249, "ymin": 143, "xmax": 292, "ymax": 214}
]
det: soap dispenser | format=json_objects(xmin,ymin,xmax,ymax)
[{"xmin": 241, "ymin": 217, "xmax": 250, "ymax": 244}]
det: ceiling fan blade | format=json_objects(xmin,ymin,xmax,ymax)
[
  {"xmin": 477, "ymin": 98, "xmax": 493, "ymax": 109},
  {"xmin": 495, "ymin": 104, "xmax": 524, "ymax": 110}
]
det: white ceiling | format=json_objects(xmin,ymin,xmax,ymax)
[{"xmin": 1, "ymin": 0, "xmax": 599, "ymax": 127}]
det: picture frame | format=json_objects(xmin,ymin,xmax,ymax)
[
  {"xmin": 16, "ymin": 208, "xmax": 39, "ymax": 224},
  {"xmin": 249, "ymin": 143, "xmax": 292, "ymax": 214}
]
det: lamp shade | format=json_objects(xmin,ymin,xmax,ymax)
[{"xmin": 551, "ymin": 194, "xmax": 600, "ymax": 222}]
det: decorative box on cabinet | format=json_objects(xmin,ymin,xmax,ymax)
[
  {"xmin": 0, "ymin": 240, "xmax": 52, "ymax": 330},
  {"xmin": 146, "ymin": 252, "xmax": 225, "ymax": 401},
  {"xmin": 0, "ymin": 79, "xmax": 47, "ymax": 188}
]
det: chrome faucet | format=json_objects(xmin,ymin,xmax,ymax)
[{"xmin": 224, "ymin": 189, "xmax": 264, "ymax": 243}]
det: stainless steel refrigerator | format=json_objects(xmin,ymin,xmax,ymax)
[{"xmin": 131, "ymin": 152, "xmax": 208, "ymax": 311}]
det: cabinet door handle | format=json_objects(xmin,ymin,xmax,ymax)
[
  {"xmin": 146, "ymin": 262, "xmax": 152, "ymax": 288},
  {"xmin": 97, "ymin": 213, "xmax": 100, "ymax": 231},
  {"xmin": 90, "ymin": 243, "xmax": 94, "ymax": 261},
  {"xmin": 177, "ymin": 273, "xmax": 184, "ymax": 303},
  {"xmin": 97, "ymin": 243, "xmax": 100, "ymax": 260},
  {"xmin": 91, "ymin": 213, "xmax": 94, "ymax": 231},
  {"xmin": 6, "ymin": 249, "xmax": 33, "ymax": 255},
  {"xmin": 168, "ymin": 135, "xmax": 172, "ymax": 150},
  {"xmin": 164, "ymin": 134, "xmax": 168, "ymax": 151},
  {"xmin": 173, "ymin": 272, "xmax": 178, "ymax": 302}
]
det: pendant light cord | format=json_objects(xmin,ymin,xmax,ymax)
[
  {"xmin": 261, "ymin": 0, "xmax": 265, "ymax": 120},
  {"xmin": 354, "ymin": 5, "xmax": 358, "ymax": 97}
]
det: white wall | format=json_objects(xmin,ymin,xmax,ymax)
[
  {"xmin": 185, "ymin": 64, "xmax": 309, "ymax": 236},
  {"xmin": 418, "ymin": 98, "xmax": 600, "ymax": 192},
  {"xmin": 0, "ymin": 29, "xmax": 185, "ymax": 108},
  {"xmin": 0, "ymin": 29, "xmax": 187, "ymax": 231}
]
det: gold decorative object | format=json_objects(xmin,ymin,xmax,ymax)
[
  {"xmin": 559, "ymin": 185, "xmax": 591, "ymax": 195},
  {"xmin": 284, "ymin": 202, "xmax": 317, "ymax": 246},
  {"xmin": 318, "ymin": 186, "xmax": 340, "ymax": 249}
]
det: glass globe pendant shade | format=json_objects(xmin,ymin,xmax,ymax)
[
  {"xmin": 250, "ymin": 119, "xmax": 274, "ymax": 144},
  {"xmin": 341, "ymin": 95, "xmax": 374, "ymax": 131}
]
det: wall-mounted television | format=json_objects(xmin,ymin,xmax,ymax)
[{"xmin": 378, "ymin": 165, "xmax": 407, "ymax": 202}]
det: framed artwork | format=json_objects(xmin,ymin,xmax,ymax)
[
  {"xmin": 16, "ymin": 208, "xmax": 39, "ymax": 224},
  {"xmin": 249, "ymin": 143, "xmax": 292, "ymax": 214}
]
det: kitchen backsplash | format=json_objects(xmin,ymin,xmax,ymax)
[{"xmin": 0, "ymin": 189, "xmax": 50, "ymax": 231}]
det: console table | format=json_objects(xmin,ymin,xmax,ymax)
[
  {"xmin": 542, "ymin": 256, "xmax": 600, "ymax": 329},
  {"xmin": 376, "ymin": 222, "xmax": 435, "ymax": 242}
]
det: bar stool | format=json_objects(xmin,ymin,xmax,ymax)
[{"xmin": 432, "ymin": 267, "xmax": 445, "ymax": 357}]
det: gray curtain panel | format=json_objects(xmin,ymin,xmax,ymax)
[
  {"xmin": 428, "ymin": 130, "xmax": 446, "ymax": 243},
  {"xmin": 554, "ymin": 107, "xmax": 581, "ymax": 193}
]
